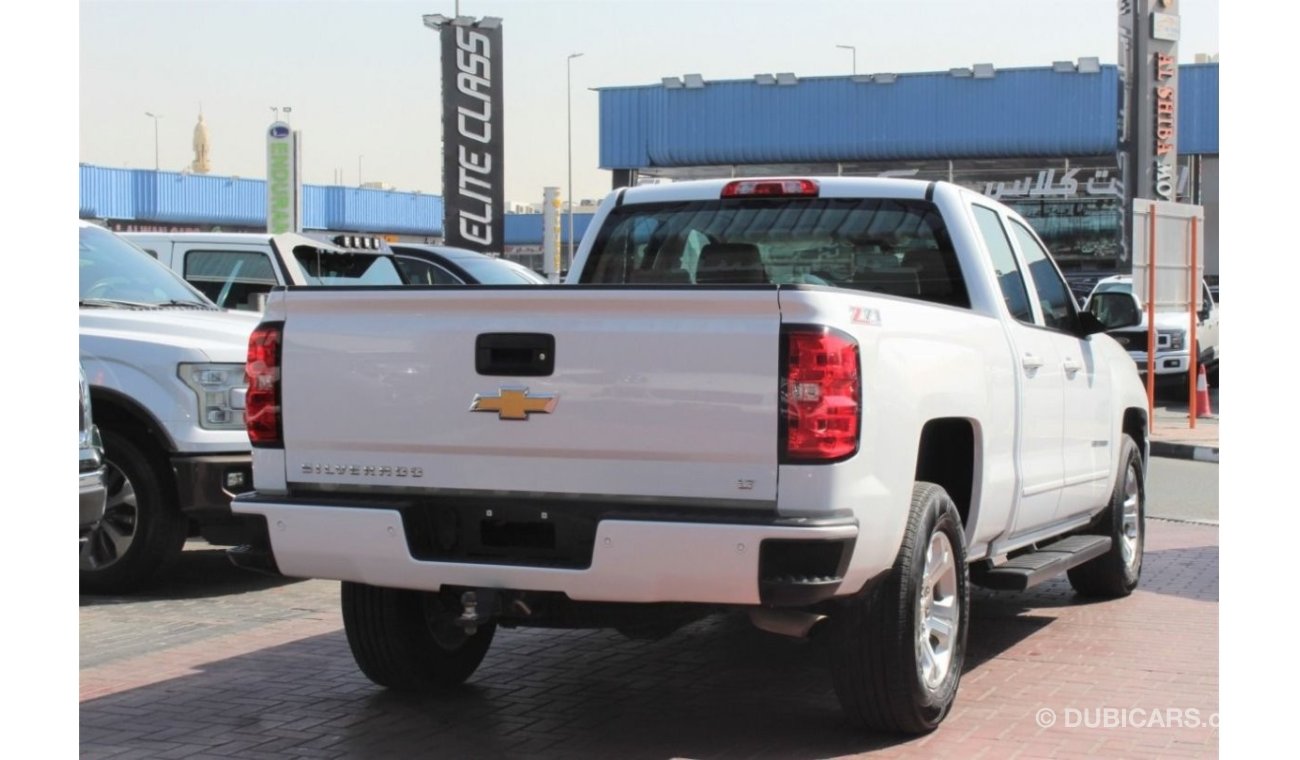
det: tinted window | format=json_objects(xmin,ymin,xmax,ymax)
[
  {"xmin": 584, "ymin": 198, "xmax": 969, "ymax": 308},
  {"xmin": 184, "ymin": 249, "xmax": 278, "ymax": 310},
  {"xmin": 291, "ymin": 248, "xmax": 403, "ymax": 285},
  {"xmin": 395, "ymin": 256, "xmax": 463, "ymax": 285},
  {"xmin": 1009, "ymin": 220, "xmax": 1076, "ymax": 332},
  {"xmin": 971, "ymin": 206, "xmax": 1033, "ymax": 324},
  {"xmin": 455, "ymin": 258, "xmax": 548, "ymax": 284}
]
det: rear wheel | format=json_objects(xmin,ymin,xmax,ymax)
[
  {"xmin": 79, "ymin": 429, "xmax": 187, "ymax": 594},
  {"xmin": 829, "ymin": 482, "xmax": 969, "ymax": 734},
  {"xmin": 342, "ymin": 582, "xmax": 496, "ymax": 691}
]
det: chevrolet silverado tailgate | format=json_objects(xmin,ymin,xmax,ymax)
[{"xmin": 277, "ymin": 287, "xmax": 780, "ymax": 503}]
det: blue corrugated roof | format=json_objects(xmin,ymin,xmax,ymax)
[
  {"xmin": 79, "ymin": 165, "xmax": 444, "ymax": 235},
  {"xmin": 504, "ymin": 213, "xmax": 594, "ymax": 246},
  {"xmin": 600, "ymin": 63, "xmax": 1218, "ymax": 168}
]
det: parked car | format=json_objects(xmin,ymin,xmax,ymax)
[
  {"xmin": 121, "ymin": 233, "xmax": 543, "ymax": 311},
  {"xmin": 1064, "ymin": 270, "xmax": 1118, "ymax": 308},
  {"xmin": 79, "ymin": 221, "xmax": 260, "ymax": 592},
  {"xmin": 1083, "ymin": 274, "xmax": 1219, "ymax": 386},
  {"xmin": 388, "ymin": 244, "xmax": 548, "ymax": 285},
  {"xmin": 121, "ymin": 232, "xmax": 406, "ymax": 311},
  {"xmin": 79, "ymin": 365, "xmax": 107, "ymax": 540}
]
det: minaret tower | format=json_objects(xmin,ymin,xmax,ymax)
[{"xmin": 190, "ymin": 107, "xmax": 211, "ymax": 174}]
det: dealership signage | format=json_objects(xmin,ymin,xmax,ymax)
[
  {"xmin": 434, "ymin": 16, "xmax": 505, "ymax": 253},
  {"xmin": 1120, "ymin": 0, "xmax": 1180, "ymax": 205},
  {"xmin": 265, "ymin": 122, "xmax": 302, "ymax": 234}
]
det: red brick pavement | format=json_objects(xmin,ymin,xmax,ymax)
[{"xmin": 79, "ymin": 519, "xmax": 1217, "ymax": 758}]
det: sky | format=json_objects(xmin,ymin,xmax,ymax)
[{"xmin": 79, "ymin": 0, "xmax": 1219, "ymax": 207}]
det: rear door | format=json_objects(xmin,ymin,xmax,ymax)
[{"xmin": 277, "ymin": 288, "xmax": 782, "ymax": 504}]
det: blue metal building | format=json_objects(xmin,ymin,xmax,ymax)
[{"xmin": 597, "ymin": 62, "xmax": 1217, "ymax": 179}]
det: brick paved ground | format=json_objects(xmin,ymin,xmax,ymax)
[{"xmin": 80, "ymin": 519, "xmax": 1217, "ymax": 759}]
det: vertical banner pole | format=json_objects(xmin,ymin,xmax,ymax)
[
  {"xmin": 1188, "ymin": 215, "xmax": 1199, "ymax": 428},
  {"xmin": 1146, "ymin": 206, "xmax": 1157, "ymax": 425}
]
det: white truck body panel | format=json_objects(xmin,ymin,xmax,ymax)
[
  {"xmin": 276, "ymin": 288, "xmax": 781, "ymax": 503},
  {"xmin": 80, "ymin": 309, "xmax": 260, "ymax": 453},
  {"xmin": 228, "ymin": 501, "xmax": 856, "ymax": 604}
]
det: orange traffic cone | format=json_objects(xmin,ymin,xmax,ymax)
[{"xmin": 1195, "ymin": 364, "xmax": 1213, "ymax": 418}]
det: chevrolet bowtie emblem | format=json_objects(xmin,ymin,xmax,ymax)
[{"xmin": 470, "ymin": 387, "xmax": 558, "ymax": 420}]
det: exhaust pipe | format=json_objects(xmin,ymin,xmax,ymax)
[{"xmin": 748, "ymin": 608, "xmax": 827, "ymax": 639}]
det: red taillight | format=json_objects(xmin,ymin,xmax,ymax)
[
  {"xmin": 245, "ymin": 322, "xmax": 283, "ymax": 448},
  {"xmin": 782, "ymin": 327, "xmax": 859, "ymax": 462},
  {"xmin": 721, "ymin": 179, "xmax": 819, "ymax": 198}
]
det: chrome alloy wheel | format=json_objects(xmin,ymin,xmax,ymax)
[
  {"xmin": 1119, "ymin": 460, "xmax": 1142, "ymax": 571},
  {"xmin": 80, "ymin": 459, "xmax": 138, "ymax": 570},
  {"xmin": 916, "ymin": 531, "xmax": 959, "ymax": 691}
]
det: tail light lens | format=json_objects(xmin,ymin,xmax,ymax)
[
  {"xmin": 782, "ymin": 326, "xmax": 859, "ymax": 462},
  {"xmin": 245, "ymin": 322, "xmax": 283, "ymax": 448}
]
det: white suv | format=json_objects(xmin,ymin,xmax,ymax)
[
  {"xmin": 79, "ymin": 222, "xmax": 260, "ymax": 592},
  {"xmin": 1084, "ymin": 274, "xmax": 1219, "ymax": 386}
]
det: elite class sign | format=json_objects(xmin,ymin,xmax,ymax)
[{"xmin": 437, "ymin": 16, "xmax": 504, "ymax": 253}]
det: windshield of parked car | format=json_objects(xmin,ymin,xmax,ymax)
[
  {"xmin": 79, "ymin": 225, "xmax": 214, "ymax": 306},
  {"xmin": 456, "ymin": 258, "xmax": 547, "ymax": 285},
  {"xmin": 291, "ymin": 247, "xmax": 404, "ymax": 286},
  {"xmin": 582, "ymin": 197, "xmax": 969, "ymax": 308}
]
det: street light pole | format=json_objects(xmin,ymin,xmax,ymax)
[
  {"xmin": 144, "ymin": 112, "xmax": 162, "ymax": 170},
  {"xmin": 567, "ymin": 52, "xmax": 584, "ymax": 273},
  {"xmin": 836, "ymin": 44, "xmax": 857, "ymax": 76}
]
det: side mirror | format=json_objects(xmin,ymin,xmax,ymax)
[
  {"xmin": 1076, "ymin": 311, "xmax": 1109, "ymax": 337},
  {"xmin": 1083, "ymin": 291, "xmax": 1142, "ymax": 333}
]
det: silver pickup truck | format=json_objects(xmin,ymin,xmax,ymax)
[{"xmin": 231, "ymin": 177, "xmax": 1149, "ymax": 734}]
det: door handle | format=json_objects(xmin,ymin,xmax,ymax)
[
  {"xmin": 1022, "ymin": 353, "xmax": 1044, "ymax": 371},
  {"xmin": 1063, "ymin": 358, "xmax": 1083, "ymax": 376}
]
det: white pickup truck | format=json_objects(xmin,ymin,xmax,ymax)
[
  {"xmin": 231, "ymin": 177, "xmax": 1149, "ymax": 734},
  {"xmin": 79, "ymin": 221, "xmax": 260, "ymax": 592}
]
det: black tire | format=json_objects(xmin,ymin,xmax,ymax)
[
  {"xmin": 1068, "ymin": 435, "xmax": 1145, "ymax": 598},
  {"xmin": 79, "ymin": 429, "xmax": 187, "ymax": 594},
  {"xmin": 342, "ymin": 582, "xmax": 496, "ymax": 691},
  {"xmin": 829, "ymin": 482, "xmax": 970, "ymax": 734}
]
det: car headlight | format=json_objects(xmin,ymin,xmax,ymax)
[
  {"xmin": 179, "ymin": 363, "xmax": 247, "ymax": 430},
  {"xmin": 1158, "ymin": 330, "xmax": 1186, "ymax": 351}
]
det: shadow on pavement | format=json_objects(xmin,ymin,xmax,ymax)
[
  {"xmin": 79, "ymin": 543, "xmax": 303, "ymax": 606},
  {"xmin": 80, "ymin": 602, "xmax": 1055, "ymax": 759}
]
